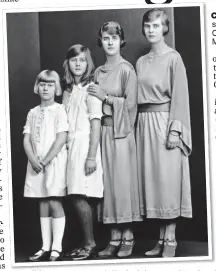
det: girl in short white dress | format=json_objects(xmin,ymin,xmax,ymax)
[
  {"xmin": 62, "ymin": 44, "xmax": 103, "ymax": 260},
  {"xmin": 23, "ymin": 70, "xmax": 68, "ymax": 262}
]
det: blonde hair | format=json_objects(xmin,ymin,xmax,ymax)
[
  {"xmin": 34, "ymin": 70, "xmax": 62, "ymax": 96},
  {"xmin": 62, "ymin": 44, "xmax": 95, "ymax": 92}
]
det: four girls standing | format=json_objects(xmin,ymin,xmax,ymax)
[{"xmin": 23, "ymin": 8, "xmax": 192, "ymax": 261}]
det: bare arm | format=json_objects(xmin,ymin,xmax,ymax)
[
  {"xmin": 23, "ymin": 134, "xmax": 43, "ymax": 173},
  {"xmin": 41, "ymin": 132, "xmax": 67, "ymax": 167},
  {"xmin": 85, "ymin": 118, "xmax": 101, "ymax": 176}
]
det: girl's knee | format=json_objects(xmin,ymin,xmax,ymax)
[{"xmin": 49, "ymin": 198, "xmax": 62, "ymax": 210}]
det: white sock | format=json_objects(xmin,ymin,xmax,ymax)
[
  {"xmin": 51, "ymin": 216, "xmax": 65, "ymax": 253},
  {"xmin": 40, "ymin": 217, "xmax": 52, "ymax": 251}
]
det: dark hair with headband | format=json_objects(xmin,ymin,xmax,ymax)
[
  {"xmin": 142, "ymin": 9, "xmax": 169, "ymax": 36},
  {"xmin": 62, "ymin": 44, "xmax": 95, "ymax": 91},
  {"xmin": 98, "ymin": 21, "xmax": 126, "ymax": 48}
]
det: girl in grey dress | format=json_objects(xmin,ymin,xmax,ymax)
[{"xmin": 136, "ymin": 9, "xmax": 192, "ymax": 257}]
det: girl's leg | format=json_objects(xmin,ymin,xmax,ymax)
[
  {"xmin": 71, "ymin": 195, "xmax": 99, "ymax": 260},
  {"xmin": 121, "ymin": 226, "xmax": 134, "ymax": 240},
  {"xmin": 162, "ymin": 219, "xmax": 177, "ymax": 257},
  {"xmin": 49, "ymin": 198, "xmax": 65, "ymax": 258},
  {"xmin": 28, "ymin": 199, "xmax": 51, "ymax": 261},
  {"xmin": 145, "ymin": 223, "xmax": 165, "ymax": 256},
  {"xmin": 110, "ymin": 227, "xmax": 122, "ymax": 245},
  {"xmin": 39, "ymin": 199, "xmax": 52, "ymax": 252},
  {"xmin": 164, "ymin": 220, "xmax": 176, "ymax": 240},
  {"xmin": 72, "ymin": 195, "xmax": 95, "ymax": 249},
  {"xmin": 98, "ymin": 226, "xmax": 122, "ymax": 257},
  {"xmin": 117, "ymin": 224, "xmax": 134, "ymax": 258}
]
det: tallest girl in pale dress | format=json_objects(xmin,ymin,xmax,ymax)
[{"xmin": 136, "ymin": 9, "xmax": 192, "ymax": 257}]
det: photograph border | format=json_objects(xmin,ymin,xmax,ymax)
[{"xmin": 1, "ymin": 1, "xmax": 212, "ymax": 267}]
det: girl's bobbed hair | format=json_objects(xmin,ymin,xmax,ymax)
[
  {"xmin": 62, "ymin": 44, "xmax": 95, "ymax": 92},
  {"xmin": 98, "ymin": 21, "xmax": 126, "ymax": 48},
  {"xmin": 34, "ymin": 70, "xmax": 62, "ymax": 96},
  {"xmin": 142, "ymin": 9, "xmax": 169, "ymax": 36}
]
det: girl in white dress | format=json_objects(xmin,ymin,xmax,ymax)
[
  {"xmin": 23, "ymin": 70, "xmax": 68, "ymax": 262},
  {"xmin": 62, "ymin": 44, "xmax": 103, "ymax": 260}
]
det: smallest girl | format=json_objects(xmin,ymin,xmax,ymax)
[
  {"xmin": 62, "ymin": 44, "xmax": 103, "ymax": 260},
  {"xmin": 23, "ymin": 70, "xmax": 68, "ymax": 262}
]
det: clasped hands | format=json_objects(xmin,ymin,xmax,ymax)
[{"xmin": 30, "ymin": 157, "xmax": 48, "ymax": 174}]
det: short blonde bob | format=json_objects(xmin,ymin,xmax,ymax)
[
  {"xmin": 34, "ymin": 70, "xmax": 62, "ymax": 96},
  {"xmin": 142, "ymin": 9, "xmax": 169, "ymax": 36},
  {"xmin": 62, "ymin": 44, "xmax": 95, "ymax": 92}
]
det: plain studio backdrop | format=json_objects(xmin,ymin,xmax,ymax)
[{"xmin": 6, "ymin": 6, "xmax": 208, "ymax": 261}]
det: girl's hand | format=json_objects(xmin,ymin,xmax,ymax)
[
  {"xmin": 84, "ymin": 158, "xmax": 97, "ymax": 176},
  {"xmin": 87, "ymin": 83, "xmax": 106, "ymax": 101},
  {"xmin": 166, "ymin": 131, "xmax": 180, "ymax": 149},
  {"xmin": 30, "ymin": 158, "xmax": 43, "ymax": 174}
]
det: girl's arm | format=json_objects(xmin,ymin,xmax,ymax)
[
  {"xmin": 41, "ymin": 131, "xmax": 67, "ymax": 167},
  {"xmin": 166, "ymin": 131, "xmax": 180, "ymax": 149},
  {"xmin": 88, "ymin": 63, "xmax": 137, "ymax": 139},
  {"xmin": 85, "ymin": 118, "xmax": 101, "ymax": 176},
  {"xmin": 23, "ymin": 134, "xmax": 43, "ymax": 173},
  {"xmin": 167, "ymin": 53, "xmax": 192, "ymax": 155}
]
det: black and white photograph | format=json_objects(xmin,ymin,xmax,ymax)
[{"xmin": 5, "ymin": 3, "xmax": 210, "ymax": 265}]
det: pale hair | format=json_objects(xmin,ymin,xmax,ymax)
[
  {"xmin": 34, "ymin": 70, "xmax": 62, "ymax": 96},
  {"xmin": 142, "ymin": 8, "xmax": 169, "ymax": 36},
  {"xmin": 62, "ymin": 44, "xmax": 95, "ymax": 92}
]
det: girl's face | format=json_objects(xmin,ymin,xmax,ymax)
[
  {"xmin": 143, "ymin": 17, "xmax": 164, "ymax": 44},
  {"xmin": 38, "ymin": 81, "xmax": 56, "ymax": 101},
  {"xmin": 69, "ymin": 52, "xmax": 87, "ymax": 78},
  {"xmin": 101, "ymin": 31, "xmax": 121, "ymax": 56}
]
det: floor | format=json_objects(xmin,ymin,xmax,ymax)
[{"xmin": 14, "ymin": 239, "xmax": 209, "ymax": 263}]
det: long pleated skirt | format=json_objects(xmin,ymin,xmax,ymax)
[
  {"xmin": 98, "ymin": 125, "xmax": 143, "ymax": 224},
  {"xmin": 136, "ymin": 111, "xmax": 192, "ymax": 219}
]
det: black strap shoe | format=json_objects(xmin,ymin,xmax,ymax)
[{"xmin": 28, "ymin": 249, "xmax": 50, "ymax": 262}]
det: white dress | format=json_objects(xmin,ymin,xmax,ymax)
[
  {"xmin": 63, "ymin": 83, "xmax": 103, "ymax": 198},
  {"xmin": 23, "ymin": 103, "xmax": 68, "ymax": 198}
]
